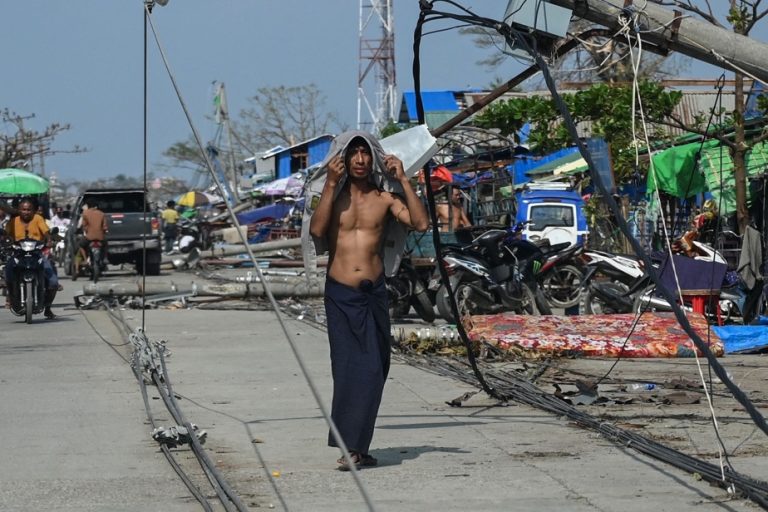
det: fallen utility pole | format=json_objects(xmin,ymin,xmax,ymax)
[
  {"xmin": 82, "ymin": 275, "xmax": 325, "ymax": 298},
  {"xmin": 198, "ymin": 238, "xmax": 301, "ymax": 259},
  {"xmin": 547, "ymin": 0, "xmax": 768, "ymax": 84}
]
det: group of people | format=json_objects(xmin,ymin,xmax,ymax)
[
  {"xmin": 160, "ymin": 199, "xmax": 208, "ymax": 256},
  {"xmin": 0, "ymin": 197, "xmax": 109, "ymax": 317}
]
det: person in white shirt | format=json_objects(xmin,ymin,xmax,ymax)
[{"xmin": 50, "ymin": 207, "xmax": 70, "ymax": 229}]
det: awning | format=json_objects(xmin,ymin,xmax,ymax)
[
  {"xmin": 647, "ymin": 139, "xmax": 768, "ymax": 214},
  {"xmin": 526, "ymin": 149, "xmax": 586, "ymax": 176},
  {"xmin": 554, "ymin": 157, "xmax": 588, "ymax": 175}
]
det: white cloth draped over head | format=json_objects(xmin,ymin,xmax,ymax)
[{"xmin": 301, "ymin": 130, "xmax": 408, "ymax": 277}]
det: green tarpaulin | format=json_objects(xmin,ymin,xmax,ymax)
[
  {"xmin": 647, "ymin": 139, "xmax": 768, "ymax": 215},
  {"xmin": 646, "ymin": 140, "xmax": 714, "ymax": 198}
]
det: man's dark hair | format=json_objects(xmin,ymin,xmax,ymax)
[
  {"xmin": 167, "ymin": 200, "xmax": 176, "ymax": 208},
  {"xmin": 344, "ymin": 137, "xmax": 372, "ymax": 159},
  {"xmin": 18, "ymin": 196, "xmax": 39, "ymax": 209}
]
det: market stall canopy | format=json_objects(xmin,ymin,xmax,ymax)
[
  {"xmin": 0, "ymin": 168, "xmax": 49, "ymax": 195},
  {"xmin": 648, "ymin": 139, "xmax": 768, "ymax": 215}
]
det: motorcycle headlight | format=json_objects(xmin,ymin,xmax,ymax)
[{"xmin": 20, "ymin": 240, "xmax": 37, "ymax": 251}]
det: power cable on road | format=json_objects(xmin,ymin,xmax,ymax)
[{"xmin": 139, "ymin": 3, "xmax": 378, "ymax": 510}]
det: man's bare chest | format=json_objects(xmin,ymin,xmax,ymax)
[{"xmin": 335, "ymin": 195, "xmax": 389, "ymax": 231}]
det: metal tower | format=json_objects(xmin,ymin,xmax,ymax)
[{"xmin": 357, "ymin": 0, "xmax": 396, "ymax": 134}]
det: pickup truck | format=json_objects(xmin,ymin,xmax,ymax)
[{"xmin": 63, "ymin": 188, "xmax": 163, "ymax": 276}]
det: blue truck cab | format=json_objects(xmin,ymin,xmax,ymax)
[{"xmin": 515, "ymin": 185, "xmax": 588, "ymax": 247}]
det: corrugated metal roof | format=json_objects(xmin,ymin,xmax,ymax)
[
  {"xmin": 260, "ymin": 134, "xmax": 334, "ymax": 159},
  {"xmin": 400, "ymin": 91, "xmax": 461, "ymax": 121}
]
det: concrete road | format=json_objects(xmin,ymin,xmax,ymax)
[
  {"xmin": 0, "ymin": 269, "xmax": 198, "ymax": 511},
  {"xmin": 0, "ymin": 264, "xmax": 764, "ymax": 511}
]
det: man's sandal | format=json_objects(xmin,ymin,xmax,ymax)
[{"xmin": 336, "ymin": 452, "xmax": 378, "ymax": 471}]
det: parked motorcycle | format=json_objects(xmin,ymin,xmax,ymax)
[
  {"xmin": 386, "ymin": 257, "xmax": 435, "ymax": 322},
  {"xmin": 630, "ymin": 242, "xmax": 758, "ymax": 324},
  {"xmin": 537, "ymin": 242, "xmax": 585, "ymax": 309},
  {"xmin": 580, "ymin": 240, "xmax": 736, "ymax": 320},
  {"xmin": 6, "ymin": 237, "xmax": 47, "ymax": 323},
  {"xmin": 170, "ymin": 217, "xmax": 211, "ymax": 255},
  {"xmin": 578, "ymin": 249, "xmax": 646, "ymax": 315},
  {"xmin": 432, "ymin": 222, "xmax": 552, "ymax": 322}
]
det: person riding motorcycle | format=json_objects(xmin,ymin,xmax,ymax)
[
  {"xmin": 4, "ymin": 198, "xmax": 59, "ymax": 319},
  {"xmin": 72, "ymin": 201, "xmax": 108, "ymax": 281}
]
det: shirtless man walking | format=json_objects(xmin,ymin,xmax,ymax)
[{"xmin": 309, "ymin": 131, "xmax": 429, "ymax": 470}]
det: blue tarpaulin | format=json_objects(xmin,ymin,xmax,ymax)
[
  {"xmin": 713, "ymin": 317, "xmax": 768, "ymax": 354},
  {"xmin": 236, "ymin": 202, "xmax": 293, "ymax": 225}
]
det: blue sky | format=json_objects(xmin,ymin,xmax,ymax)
[{"xmin": 1, "ymin": 0, "xmax": 751, "ymax": 183}]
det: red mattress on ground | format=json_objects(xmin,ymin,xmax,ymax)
[{"xmin": 466, "ymin": 311, "xmax": 723, "ymax": 358}]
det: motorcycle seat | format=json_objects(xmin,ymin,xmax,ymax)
[{"xmin": 539, "ymin": 241, "xmax": 572, "ymax": 257}]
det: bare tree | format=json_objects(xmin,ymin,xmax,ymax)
[
  {"xmin": 162, "ymin": 136, "xmax": 208, "ymax": 171},
  {"xmin": 237, "ymin": 84, "xmax": 343, "ymax": 149},
  {"xmin": 0, "ymin": 109, "xmax": 85, "ymax": 170},
  {"xmin": 161, "ymin": 84, "xmax": 343, "ymax": 178}
]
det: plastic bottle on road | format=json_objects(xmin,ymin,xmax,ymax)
[{"xmin": 628, "ymin": 383, "xmax": 659, "ymax": 392}]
